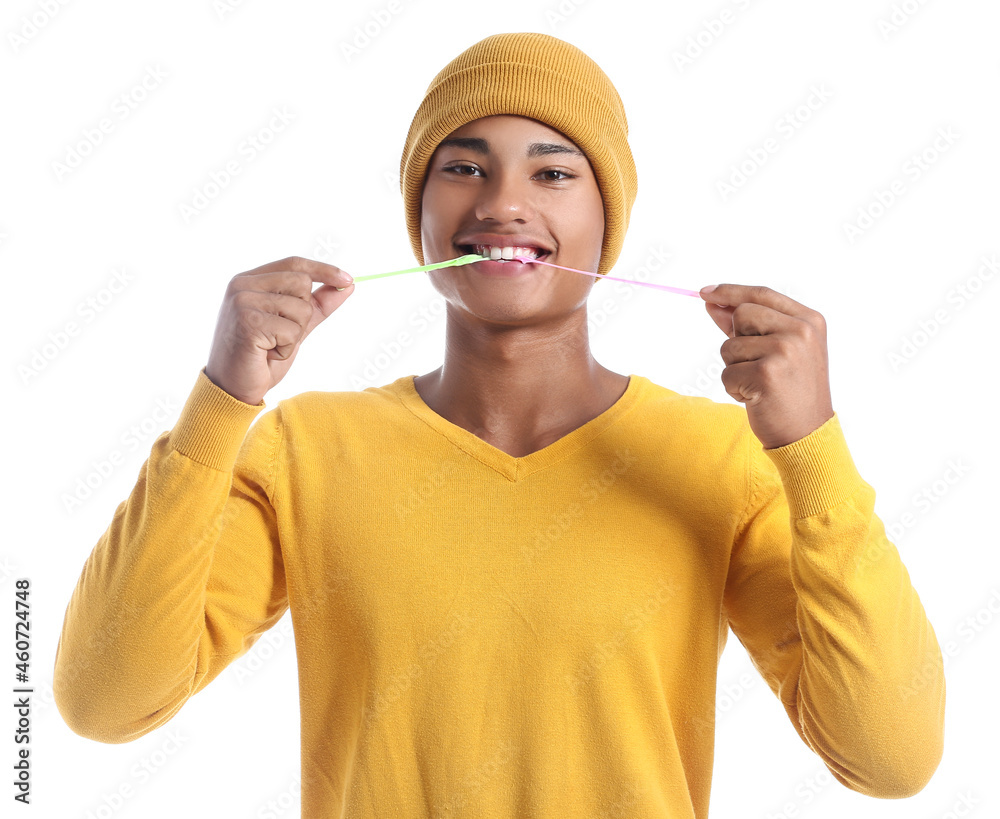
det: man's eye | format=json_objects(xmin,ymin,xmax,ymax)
[
  {"xmin": 539, "ymin": 170, "xmax": 573, "ymax": 181},
  {"xmin": 445, "ymin": 163, "xmax": 481, "ymax": 176}
]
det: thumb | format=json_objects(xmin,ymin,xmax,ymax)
[
  {"xmin": 704, "ymin": 301, "xmax": 736, "ymax": 338},
  {"xmin": 303, "ymin": 282, "xmax": 354, "ymax": 337}
]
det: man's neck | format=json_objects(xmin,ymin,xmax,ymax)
[{"xmin": 412, "ymin": 316, "xmax": 628, "ymax": 457}]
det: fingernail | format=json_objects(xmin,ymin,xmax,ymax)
[
  {"xmin": 336, "ymin": 287, "xmax": 346, "ymax": 291},
  {"xmin": 700, "ymin": 284, "xmax": 718, "ymax": 295}
]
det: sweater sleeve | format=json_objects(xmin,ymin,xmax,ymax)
[
  {"xmin": 722, "ymin": 412, "xmax": 945, "ymax": 798},
  {"xmin": 53, "ymin": 368, "xmax": 288, "ymax": 744}
]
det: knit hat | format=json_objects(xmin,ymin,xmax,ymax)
[{"xmin": 399, "ymin": 32, "xmax": 638, "ymax": 277}]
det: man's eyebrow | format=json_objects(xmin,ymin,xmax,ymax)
[{"xmin": 437, "ymin": 136, "xmax": 584, "ymax": 158}]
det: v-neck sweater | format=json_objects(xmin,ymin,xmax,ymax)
[{"xmin": 54, "ymin": 367, "xmax": 945, "ymax": 818}]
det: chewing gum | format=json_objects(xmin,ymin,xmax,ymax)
[
  {"xmin": 513, "ymin": 256, "xmax": 700, "ymax": 297},
  {"xmin": 336, "ymin": 253, "xmax": 700, "ymax": 297},
  {"xmin": 335, "ymin": 254, "xmax": 483, "ymax": 289}
]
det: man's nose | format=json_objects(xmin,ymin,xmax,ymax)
[{"xmin": 474, "ymin": 173, "xmax": 537, "ymax": 222}]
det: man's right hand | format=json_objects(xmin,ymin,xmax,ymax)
[{"xmin": 204, "ymin": 256, "xmax": 355, "ymax": 405}]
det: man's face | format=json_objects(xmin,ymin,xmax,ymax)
[{"xmin": 420, "ymin": 114, "xmax": 606, "ymax": 326}]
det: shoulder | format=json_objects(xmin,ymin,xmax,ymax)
[
  {"xmin": 272, "ymin": 376, "xmax": 412, "ymax": 424},
  {"xmin": 250, "ymin": 378, "xmax": 417, "ymax": 462},
  {"xmin": 617, "ymin": 375, "xmax": 759, "ymax": 511},
  {"xmin": 630, "ymin": 374, "xmax": 752, "ymax": 446}
]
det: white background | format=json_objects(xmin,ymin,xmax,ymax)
[{"xmin": 3, "ymin": 0, "xmax": 998, "ymax": 816}]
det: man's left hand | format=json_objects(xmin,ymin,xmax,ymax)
[{"xmin": 700, "ymin": 284, "xmax": 835, "ymax": 450}]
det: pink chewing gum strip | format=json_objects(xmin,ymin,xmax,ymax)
[{"xmin": 513, "ymin": 256, "xmax": 701, "ymax": 297}]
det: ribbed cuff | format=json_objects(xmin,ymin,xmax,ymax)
[
  {"xmin": 168, "ymin": 368, "xmax": 266, "ymax": 471},
  {"xmin": 763, "ymin": 413, "xmax": 866, "ymax": 519}
]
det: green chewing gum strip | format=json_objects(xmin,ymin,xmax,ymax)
[{"xmin": 335, "ymin": 254, "xmax": 483, "ymax": 289}]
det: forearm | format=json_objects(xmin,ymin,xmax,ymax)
[
  {"xmin": 53, "ymin": 370, "xmax": 264, "ymax": 743},
  {"xmin": 767, "ymin": 417, "xmax": 945, "ymax": 797}
]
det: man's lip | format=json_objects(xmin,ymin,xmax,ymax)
[
  {"xmin": 466, "ymin": 256, "xmax": 538, "ymax": 275},
  {"xmin": 456, "ymin": 237, "xmax": 552, "ymax": 251}
]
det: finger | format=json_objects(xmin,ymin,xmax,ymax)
[
  {"xmin": 263, "ymin": 291, "xmax": 315, "ymax": 329},
  {"xmin": 704, "ymin": 301, "xmax": 737, "ymax": 338},
  {"xmin": 700, "ymin": 284, "xmax": 810, "ymax": 319},
  {"xmin": 234, "ymin": 269, "xmax": 315, "ymax": 300},
  {"xmin": 719, "ymin": 360, "xmax": 765, "ymax": 406},
  {"xmin": 234, "ymin": 290, "xmax": 314, "ymax": 332},
  {"xmin": 302, "ymin": 283, "xmax": 353, "ymax": 337},
  {"xmin": 719, "ymin": 334, "xmax": 778, "ymax": 366},
  {"xmin": 247, "ymin": 256, "xmax": 354, "ymax": 290},
  {"xmin": 730, "ymin": 302, "xmax": 797, "ymax": 338},
  {"xmin": 245, "ymin": 311, "xmax": 307, "ymax": 360}
]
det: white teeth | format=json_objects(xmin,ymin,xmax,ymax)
[{"xmin": 474, "ymin": 244, "xmax": 543, "ymax": 261}]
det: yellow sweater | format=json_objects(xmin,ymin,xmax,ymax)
[{"xmin": 54, "ymin": 368, "xmax": 945, "ymax": 817}]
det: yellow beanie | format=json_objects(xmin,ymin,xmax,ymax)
[{"xmin": 399, "ymin": 32, "xmax": 638, "ymax": 277}]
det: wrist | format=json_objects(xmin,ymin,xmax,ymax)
[{"xmin": 203, "ymin": 365, "xmax": 264, "ymax": 407}]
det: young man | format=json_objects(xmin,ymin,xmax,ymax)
[{"xmin": 54, "ymin": 32, "xmax": 945, "ymax": 818}]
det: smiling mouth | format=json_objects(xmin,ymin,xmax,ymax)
[{"xmin": 458, "ymin": 245, "xmax": 551, "ymax": 263}]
